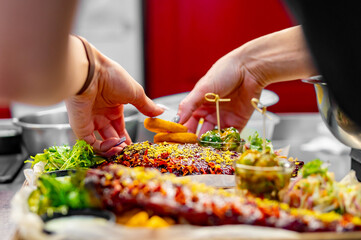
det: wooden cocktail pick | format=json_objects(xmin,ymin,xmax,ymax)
[
  {"xmin": 251, "ymin": 98, "xmax": 271, "ymax": 153},
  {"xmin": 204, "ymin": 93, "xmax": 231, "ymax": 133}
]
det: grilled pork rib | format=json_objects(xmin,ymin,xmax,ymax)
[{"xmin": 86, "ymin": 165, "xmax": 361, "ymax": 232}]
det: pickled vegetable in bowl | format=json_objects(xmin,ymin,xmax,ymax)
[
  {"xmin": 235, "ymin": 149, "xmax": 294, "ymax": 200},
  {"xmin": 199, "ymin": 127, "xmax": 245, "ymax": 152}
]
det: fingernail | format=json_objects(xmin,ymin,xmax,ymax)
[
  {"xmin": 156, "ymin": 103, "xmax": 169, "ymax": 111},
  {"xmin": 173, "ymin": 115, "xmax": 180, "ymax": 123},
  {"xmin": 114, "ymin": 136, "xmax": 127, "ymax": 147}
]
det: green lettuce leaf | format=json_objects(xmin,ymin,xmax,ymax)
[
  {"xmin": 247, "ymin": 132, "xmax": 273, "ymax": 153},
  {"xmin": 25, "ymin": 140, "xmax": 106, "ymax": 172},
  {"xmin": 301, "ymin": 159, "xmax": 328, "ymax": 178}
]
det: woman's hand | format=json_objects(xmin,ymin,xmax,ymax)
[
  {"xmin": 177, "ymin": 50, "xmax": 264, "ymax": 135},
  {"xmin": 65, "ymin": 45, "xmax": 163, "ymax": 157},
  {"xmin": 178, "ymin": 26, "xmax": 318, "ymax": 135}
]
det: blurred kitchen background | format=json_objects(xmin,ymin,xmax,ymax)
[{"xmin": 0, "ymin": 0, "xmax": 318, "ymax": 119}]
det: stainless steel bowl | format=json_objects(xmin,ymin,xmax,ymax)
[
  {"xmin": 13, "ymin": 106, "xmax": 139, "ymax": 156},
  {"xmin": 303, "ymin": 76, "xmax": 361, "ymax": 149}
]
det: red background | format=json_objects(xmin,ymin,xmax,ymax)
[{"xmin": 144, "ymin": 0, "xmax": 318, "ymax": 113}]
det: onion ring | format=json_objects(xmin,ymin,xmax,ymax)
[
  {"xmin": 154, "ymin": 132, "xmax": 198, "ymax": 144},
  {"xmin": 144, "ymin": 118, "xmax": 188, "ymax": 133}
]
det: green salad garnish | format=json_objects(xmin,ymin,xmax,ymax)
[
  {"xmin": 25, "ymin": 140, "xmax": 106, "ymax": 172},
  {"xmin": 301, "ymin": 159, "xmax": 328, "ymax": 178},
  {"xmin": 28, "ymin": 171, "xmax": 97, "ymax": 215},
  {"xmin": 247, "ymin": 132, "xmax": 273, "ymax": 153}
]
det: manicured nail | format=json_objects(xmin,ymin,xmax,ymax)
[
  {"xmin": 156, "ymin": 103, "xmax": 169, "ymax": 111},
  {"xmin": 173, "ymin": 115, "xmax": 180, "ymax": 123},
  {"xmin": 114, "ymin": 136, "xmax": 127, "ymax": 147}
]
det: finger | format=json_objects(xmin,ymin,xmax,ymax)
[
  {"xmin": 98, "ymin": 147, "xmax": 123, "ymax": 158},
  {"xmin": 183, "ymin": 117, "xmax": 199, "ymax": 133},
  {"xmin": 132, "ymin": 94, "xmax": 164, "ymax": 117},
  {"xmin": 177, "ymin": 87, "xmax": 208, "ymax": 125},
  {"xmin": 99, "ymin": 137, "xmax": 124, "ymax": 152},
  {"xmin": 111, "ymin": 118, "xmax": 132, "ymax": 144},
  {"xmin": 111, "ymin": 116, "xmax": 126, "ymax": 139},
  {"xmin": 97, "ymin": 142, "xmax": 127, "ymax": 158},
  {"xmin": 191, "ymin": 107, "xmax": 215, "ymax": 119},
  {"xmin": 98, "ymin": 124, "xmax": 119, "ymax": 140},
  {"xmin": 82, "ymin": 133, "xmax": 97, "ymax": 146},
  {"xmin": 90, "ymin": 139, "xmax": 102, "ymax": 152},
  {"xmin": 122, "ymin": 129, "xmax": 132, "ymax": 145},
  {"xmin": 199, "ymin": 121, "xmax": 215, "ymax": 135},
  {"xmin": 65, "ymin": 99, "xmax": 95, "ymax": 140}
]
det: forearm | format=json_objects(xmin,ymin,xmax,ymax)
[
  {"xmin": 235, "ymin": 26, "xmax": 318, "ymax": 87},
  {"xmin": 0, "ymin": 0, "xmax": 88, "ymax": 105}
]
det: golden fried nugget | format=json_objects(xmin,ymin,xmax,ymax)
[
  {"xmin": 125, "ymin": 211, "xmax": 149, "ymax": 227},
  {"xmin": 144, "ymin": 117, "xmax": 188, "ymax": 133},
  {"xmin": 154, "ymin": 132, "xmax": 198, "ymax": 144}
]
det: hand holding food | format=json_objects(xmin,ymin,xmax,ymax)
[
  {"xmin": 176, "ymin": 48, "xmax": 264, "ymax": 135},
  {"xmin": 177, "ymin": 27, "xmax": 318, "ymax": 136},
  {"xmin": 65, "ymin": 46, "xmax": 164, "ymax": 157}
]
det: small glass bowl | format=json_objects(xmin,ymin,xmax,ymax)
[
  {"xmin": 234, "ymin": 160, "xmax": 294, "ymax": 199},
  {"xmin": 198, "ymin": 139, "xmax": 245, "ymax": 152}
]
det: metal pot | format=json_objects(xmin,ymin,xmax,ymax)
[
  {"xmin": 303, "ymin": 75, "xmax": 361, "ymax": 149},
  {"xmin": 13, "ymin": 106, "xmax": 139, "ymax": 156},
  {"xmin": 0, "ymin": 119, "xmax": 22, "ymax": 154}
]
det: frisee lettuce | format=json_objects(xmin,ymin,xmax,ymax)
[{"xmin": 25, "ymin": 140, "xmax": 106, "ymax": 172}]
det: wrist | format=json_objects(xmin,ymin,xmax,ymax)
[
  {"xmin": 74, "ymin": 36, "xmax": 96, "ymax": 95},
  {"xmin": 235, "ymin": 26, "xmax": 318, "ymax": 87},
  {"xmin": 233, "ymin": 42, "xmax": 272, "ymax": 88}
]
